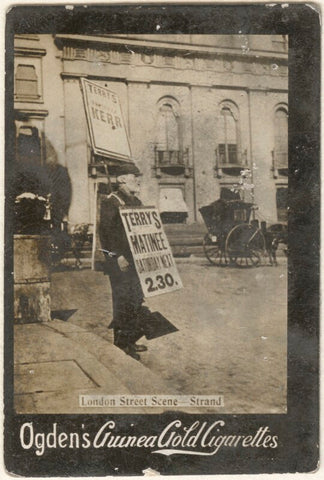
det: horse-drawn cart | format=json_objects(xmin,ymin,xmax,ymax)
[{"xmin": 199, "ymin": 199, "xmax": 265, "ymax": 267}]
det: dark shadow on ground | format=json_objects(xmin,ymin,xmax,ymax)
[
  {"xmin": 51, "ymin": 309, "xmax": 78, "ymax": 321},
  {"xmin": 142, "ymin": 312, "xmax": 178, "ymax": 340}
]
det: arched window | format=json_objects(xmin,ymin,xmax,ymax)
[
  {"xmin": 272, "ymin": 106, "xmax": 288, "ymax": 177},
  {"xmin": 216, "ymin": 101, "xmax": 244, "ymax": 178},
  {"xmin": 274, "ymin": 108, "xmax": 288, "ymax": 160},
  {"xmin": 218, "ymin": 106, "xmax": 238, "ymax": 164},
  {"xmin": 155, "ymin": 99, "xmax": 181, "ymax": 165},
  {"xmin": 156, "ymin": 103, "xmax": 179, "ymax": 151}
]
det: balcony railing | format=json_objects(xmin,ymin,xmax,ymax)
[
  {"xmin": 271, "ymin": 150, "xmax": 288, "ymax": 178},
  {"xmin": 154, "ymin": 147, "xmax": 192, "ymax": 177},
  {"xmin": 215, "ymin": 147, "xmax": 248, "ymax": 178}
]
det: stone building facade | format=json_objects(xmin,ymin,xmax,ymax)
[{"xmin": 13, "ymin": 34, "xmax": 288, "ymax": 230}]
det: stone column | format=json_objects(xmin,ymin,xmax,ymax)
[{"xmin": 63, "ymin": 76, "xmax": 90, "ymax": 225}]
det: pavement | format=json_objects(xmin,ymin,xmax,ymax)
[
  {"xmin": 14, "ymin": 260, "xmax": 206, "ymax": 415},
  {"xmin": 14, "ymin": 254, "xmax": 288, "ymax": 415},
  {"xmin": 14, "ymin": 319, "xmax": 174, "ymax": 414}
]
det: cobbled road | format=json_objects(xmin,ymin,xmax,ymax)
[{"xmin": 51, "ymin": 257, "xmax": 287, "ymax": 414}]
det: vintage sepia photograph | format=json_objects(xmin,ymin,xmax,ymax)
[
  {"xmin": 4, "ymin": 4, "xmax": 319, "ymax": 477},
  {"xmin": 12, "ymin": 32, "xmax": 288, "ymax": 415}
]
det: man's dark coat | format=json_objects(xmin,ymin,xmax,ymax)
[{"xmin": 99, "ymin": 188, "xmax": 144, "ymax": 349}]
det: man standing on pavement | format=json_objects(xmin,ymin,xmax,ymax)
[{"xmin": 99, "ymin": 163, "xmax": 148, "ymax": 360}]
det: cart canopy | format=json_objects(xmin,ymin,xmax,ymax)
[{"xmin": 199, "ymin": 198, "xmax": 254, "ymax": 233}]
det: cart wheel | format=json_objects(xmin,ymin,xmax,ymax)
[
  {"xmin": 203, "ymin": 233, "xmax": 227, "ymax": 266},
  {"xmin": 229, "ymin": 249, "xmax": 262, "ymax": 267},
  {"xmin": 225, "ymin": 224, "xmax": 265, "ymax": 268}
]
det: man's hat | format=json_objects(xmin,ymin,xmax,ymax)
[{"xmin": 114, "ymin": 162, "xmax": 141, "ymax": 177}]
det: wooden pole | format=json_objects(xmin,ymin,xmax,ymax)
[{"xmin": 91, "ymin": 180, "xmax": 98, "ymax": 271}]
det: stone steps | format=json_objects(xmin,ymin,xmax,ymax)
[
  {"xmin": 46, "ymin": 320, "xmax": 176, "ymax": 397},
  {"xmin": 44, "ymin": 320, "xmax": 211, "ymax": 414},
  {"xmin": 15, "ymin": 319, "xmax": 179, "ymax": 414},
  {"xmin": 60, "ymin": 222, "xmax": 287, "ymax": 262},
  {"xmin": 62, "ymin": 224, "xmax": 207, "ymax": 260},
  {"xmin": 15, "ymin": 319, "xmax": 217, "ymax": 414}
]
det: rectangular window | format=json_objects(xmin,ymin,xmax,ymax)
[
  {"xmin": 228, "ymin": 144, "xmax": 238, "ymax": 164},
  {"xmin": 234, "ymin": 209, "xmax": 247, "ymax": 222},
  {"xmin": 15, "ymin": 64, "xmax": 38, "ymax": 98},
  {"xmin": 158, "ymin": 150, "xmax": 180, "ymax": 164},
  {"xmin": 218, "ymin": 144, "xmax": 238, "ymax": 164}
]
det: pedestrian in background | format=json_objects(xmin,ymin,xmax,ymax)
[{"xmin": 99, "ymin": 163, "xmax": 148, "ymax": 360}]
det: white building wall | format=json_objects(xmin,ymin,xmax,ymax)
[
  {"xmin": 41, "ymin": 35, "xmax": 66, "ymax": 166},
  {"xmin": 14, "ymin": 34, "xmax": 288, "ymax": 228},
  {"xmin": 63, "ymin": 78, "xmax": 90, "ymax": 224},
  {"xmin": 250, "ymin": 90, "xmax": 288, "ymax": 224}
]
